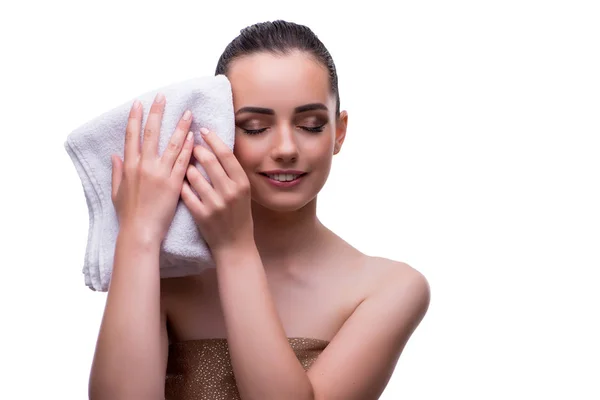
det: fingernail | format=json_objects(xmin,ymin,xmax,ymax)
[
  {"xmin": 155, "ymin": 92, "xmax": 165, "ymax": 103},
  {"xmin": 200, "ymin": 127, "xmax": 209, "ymax": 135},
  {"xmin": 132, "ymin": 99, "xmax": 140, "ymax": 109},
  {"xmin": 183, "ymin": 110, "xmax": 191, "ymax": 121},
  {"xmin": 186, "ymin": 131, "xmax": 194, "ymax": 141}
]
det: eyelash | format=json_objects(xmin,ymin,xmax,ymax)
[{"xmin": 242, "ymin": 124, "xmax": 326, "ymax": 135}]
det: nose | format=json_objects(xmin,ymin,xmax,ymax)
[{"xmin": 270, "ymin": 124, "xmax": 299, "ymax": 163}]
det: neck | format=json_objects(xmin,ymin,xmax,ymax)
[{"xmin": 251, "ymin": 197, "xmax": 329, "ymax": 270}]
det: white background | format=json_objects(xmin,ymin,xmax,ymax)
[{"xmin": 1, "ymin": 1, "xmax": 599, "ymax": 399}]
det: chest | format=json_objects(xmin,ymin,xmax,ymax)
[{"xmin": 164, "ymin": 265, "xmax": 366, "ymax": 342}]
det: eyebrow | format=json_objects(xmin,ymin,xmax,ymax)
[{"xmin": 235, "ymin": 103, "xmax": 328, "ymax": 116}]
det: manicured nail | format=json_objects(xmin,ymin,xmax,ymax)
[
  {"xmin": 155, "ymin": 92, "xmax": 165, "ymax": 103},
  {"xmin": 186, "ymin": 131, "xmax": 194, "ymax": 141},
  {"xmin": 183, "ymin": 110, "xmax": 191, "ymax": 121},
  {"xmin": 132, "ymin": 99, "xmax": 140, "ymax": 109},
  {"xmin": 200, "ymin": 127, "xmax": 209, "ymax": 135}
]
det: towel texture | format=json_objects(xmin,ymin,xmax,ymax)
[{"xmin": 65, "ymin": 75, "xmax": 235, "ymax": 292}]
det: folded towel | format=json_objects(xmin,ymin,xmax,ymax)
[{"xmin": 65, "ymin": 75, "xmax": 235, "ymax": 292}]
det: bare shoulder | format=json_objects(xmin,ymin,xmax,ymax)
[
  {"xmin": 306, "ymin": 256, "xmax": 430, "ymax": 399},
  {"xmin": 368, "ymin": 256, "xmax": 429, "ymax": 284},
  {"xmin": 363, "ymin": 256, "xmax": 431, "ymax": 316}
]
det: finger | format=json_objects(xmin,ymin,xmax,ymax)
[
  {"xmin": 192, "ymin": 143, "xmax": 230, "ymax": 194},
  {"xmin": 181, "ymin": 181, "xmax": 208, "ymax": 219},
  {"xmin": 110, "ymin": 154, "xmax": 123, "ymax": 204},
  {"xmin": 124, "ymin": 99, "xmax": 142, "ymax": 166},
  {"xmin": 199, "ymin": 128, "xmax": 247, "ymax": 183},
  {"xmin": 161, "ymin": 109, "xmax": 193, "ymax": 169},
  {"xmin": 141, "ymin": 92, "xmax": 166, "ymax": 160},
  {"xmin": 170, "ymin": 130, "xmax": 195, "ymax": 181},
  {"xmin": 186, "ymin": 164, "xmax": 222, "ymax": 208}
]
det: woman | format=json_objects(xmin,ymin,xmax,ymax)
[{"xmin": 89, "ymin": 20, "xmax": 430, "ymax": 400}]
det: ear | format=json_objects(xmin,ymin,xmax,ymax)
[{"xmin": 334, "ymin": 110, "xmax": 348, "ymax": 155}]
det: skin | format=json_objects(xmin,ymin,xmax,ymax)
[
  {"xmin": 167, "ymin": 51, "xmax": 431, "ymax": 399},
  {"xmin": 89, "ymin": 50, "xmax": 430, "ymax": 400}
]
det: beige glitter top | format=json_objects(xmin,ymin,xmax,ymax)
[{"xmin": 165, "ymin": 337, "xmax": 329, "ymax": 400}]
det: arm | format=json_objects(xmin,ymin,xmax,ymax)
[
  {"xmin": 216, "ymin": 244, "xmax": 430, "ymax": 400},
  {"xmin": 88, "ymin": 94, "xmax": 193, "ymax": 399},
  {"xmin": 88, "ymin": 228, "xmax": 169, "ymax": 400},
  {"xmin": 182, "ymin": 129, "xmax": 430, "ymax": 399},
  {"xmin": 306, "ymin": 261, "xmax": 430, "ymax": 399},
  {"xmin": 214, "ymin": 243, "xmax": 315, "ymax": 400}
]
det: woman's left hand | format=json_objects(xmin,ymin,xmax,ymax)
[{"xmin": 181, "ymin": 128, "xmax": 254, "ymax": 253}]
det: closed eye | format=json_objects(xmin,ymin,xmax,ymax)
[
  {"xmin": 239, "ymin": 124, "xmax": 326, "ymax": 135},
  {"xmin": 300, "ymin": 124, "xmax": 326, "ymax": 133},
  {"xmin": 242, "ymin": 127, "xmax": 268, "ymax": 135}
]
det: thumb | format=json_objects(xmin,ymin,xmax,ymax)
[{"xmin": 111, "ymin": 154, "xmax": 123, "ymax": 204}]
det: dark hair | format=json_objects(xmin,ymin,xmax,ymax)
[{"xmin": 215, "ymin": 20, "xmax": 340, "ymax": 117}]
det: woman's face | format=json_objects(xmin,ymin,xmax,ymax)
[{"xmin": 227, "ymin": 50, "xmax": 347, "ymax": 212}]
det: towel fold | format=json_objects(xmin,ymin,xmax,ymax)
[{"xmin": 64, "ymin": 75, "xmax": 235, "ymax": 292}]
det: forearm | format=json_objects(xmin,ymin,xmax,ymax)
[
  {"xmin": 215, "ymin": 242, "xmax": 314, "ymax": 400},
  {"xmin": 89, "ymin": 226, "xmax": 163, "ymax": 400}
]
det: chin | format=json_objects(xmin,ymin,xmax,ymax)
[
  {"xmin": 251, "ymin": 193, "xmax": 316, "ymax": 213},
  {"xmin": 247, "ymin": 171, "xmax": 330, "ymax": 213}
]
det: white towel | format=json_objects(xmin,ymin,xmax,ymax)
[{"xmin": 65, "ymin": 75, "xmax": 235, "ymax": 292}]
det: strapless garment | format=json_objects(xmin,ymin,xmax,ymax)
[{"xmin": 165, "ymin": 337, "xmax": 329, "ymax": 400}]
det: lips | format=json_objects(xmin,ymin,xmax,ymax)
[
  {"xmin": 259, "ymin": 172, "xmax": 307, "ymax": 187},
  {"xmin": 259, "ymin": 172, "xmax": 308, "ymax": 181},
  {"xmin": 260, "ymin": 170, "xmax": 307, "ymax": 175}
]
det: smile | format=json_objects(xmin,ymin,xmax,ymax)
[
  {"xmin": 266, "ymin": 173, "xmax": 302, "ymax": 182},
  {"xmin": 259, "ymin": 172, "xmax": 307, "ymax": 187}
]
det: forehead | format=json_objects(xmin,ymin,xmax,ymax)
[{"xmin": 226, "ymin": 51, "xmax": 333, "ymax": 112}]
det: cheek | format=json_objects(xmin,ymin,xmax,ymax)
[
  {"xmin": 233, "ymin": 141, "xmax": 257, "ymax": 170},
  {"xmin": 305, "ymin": 132, "xmax": 335, "ymax": 158}
]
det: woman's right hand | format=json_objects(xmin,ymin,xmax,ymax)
[{"xmin": 110, "ymin": 92, "xmax": 195, "ymax": 244}]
